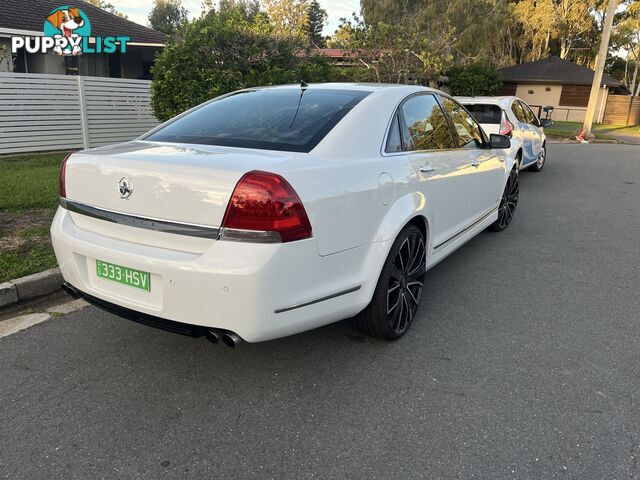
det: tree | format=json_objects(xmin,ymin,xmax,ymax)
[
  {"xmin": 616, "ymin": 0, "xmax": 640, "ymax": 94},
  {"xmin": 150, "ymin": 4, "xmax": 333, "ymax": 120},
  {"xmin": 306, "ymin": 0, "xmax": 327, "ymax": 46},
  {"xmin": 84, "ymin": 0, "xmax": 127, "ymax": 18},
  {"xmin": 327, "ymin": 18, "xmax": 357, "ymax": 48},
  {"xmin": 149, "ymin": 0, "xmax": 189, "ymax": 35},
  {"xmin": 551, "ymin": 0, "xmax": 595, "ymax": 59},
  {"xmin": 263, "ymin": 0, "xmax": 309, "ymax": 38},
  {"xmin": 217, "ymin": 0, "xmax": 261, "ymax": 18},
  {"xmin": 360, "ymin": 0, "xmax": 516, "ymax": 67},
  {"xmin": 511, "ymin": 0, "xmax": 555, "ymax": 62},
  {"xmin": 334, "ymin": 14, "xmax": 455, "ymax": 85}
]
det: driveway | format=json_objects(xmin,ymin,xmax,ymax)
[{"xmin": 1, "ymin": 144, "xmax": 639, "ymax": 479}]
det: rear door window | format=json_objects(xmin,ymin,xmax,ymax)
[
  {"xmin": 399, "ymin": 94, "xmax": 456, "ymax": 150},
  {"xmin": 385, "ymin": 113, "xmax": 403, "ymax": 153},
  {"xmin": 463, "ymin": 104, "xmax": 502, "ymax": 124}
]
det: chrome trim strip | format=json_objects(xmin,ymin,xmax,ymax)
[
  {"xmin": 434, "ymin": 205, "xmax": 499, "ymax": 251},
  {"xmin": 274, "ymin": 285, "xmax": 362, "ymax": 314},
  {"xmin": 60, "ymin": 198, "xmax": 221, "ymax": 239}
]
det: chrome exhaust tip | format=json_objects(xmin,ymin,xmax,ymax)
[
  {"xmin": 221, "ymin": 332, "xmax": 241, "ymax": 348},
  {"xmin": 61, "ymin": 283, "xmax": 81, "ymax": 299},
  {"xmin": 205, "ymin": 329, "xmax": 222, "ymax": 345}
]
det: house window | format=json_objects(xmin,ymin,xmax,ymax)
[
  {"xmin": 559, "ymin": 84, "xmax": 590, "ymax": 107},
  {"xmin": 12, "ymin": 48, "xmax": 27, "ymax": 73},
  {"xmin": 142, "ymin": 61, "xmax": 153, "ymax": 79},
  {"xmin": 79, "ymin": 54, "xmax": 108, "ymax": 77},
  {"xmin": 108, "ymin": 52, "xmax": 122, "ymax": 78},
  {"xmin": 65, "ymin": 56, "xmax": 79, "ymax": 75}
]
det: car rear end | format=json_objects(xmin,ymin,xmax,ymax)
[
  {"xmin": 51, "ymin": 86, "xmax": 374, "ymax": 343},
  {"xmin": 458, "ymin": 101, "xmax": 510, "ymax": 136}
]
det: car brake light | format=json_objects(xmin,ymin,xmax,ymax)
[
  {"xmin": 59, "ymin": 152, "xmax": 72, "ymax": 198},
  {"xmin": 221, "ymin": 170, "xmax": 312, "ymax": 243},
  {"xmin": 499, "ymin": 118, "xmax": 514, "ymax": 136}
]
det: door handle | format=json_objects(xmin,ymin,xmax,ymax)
[
  {"xmin": 470, "ymin": 160, "xmax": 480, "ymax": 167},
  {"xmin": 420, "ymin": 163, "xmax": 436, "ymax": 173}
]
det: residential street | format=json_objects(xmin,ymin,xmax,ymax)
[{"xmin": 1, "ymin": 143, "xmax": 639, "ymax": 479}]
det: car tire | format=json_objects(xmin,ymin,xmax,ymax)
[
  {"xmin": 489, "ymin": 168, "xmax": 519, "ymax": 232},
  {"xmin": 528, "ymin": 144, "xmax": 546, "ymax": 172},
  {"xmin": 354, "ymin": 224, "xmax": 426, "ymax": 340}
]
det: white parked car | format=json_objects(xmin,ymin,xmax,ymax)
[
  {"xmin": 52, "ymin": 84, "xmax": 518, "ymax": 346},
  {"xmin": 456, "ymin": 96, "xmax": 552, "ymax": 171}
]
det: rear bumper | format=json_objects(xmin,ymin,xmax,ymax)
[
  {"xmin": 69, "ymin": 285, "xmax": 209, "ymax": 337},
  {"xmin": 51, "ymin": 207, "xmax": 385, "ymax": 342}
]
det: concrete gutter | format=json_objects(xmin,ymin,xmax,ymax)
[{"xmin": 0, "ymin": 268, "xmax": 63, "ymax": 309}]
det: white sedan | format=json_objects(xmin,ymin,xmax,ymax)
[{"xmin": 52, "ymin": 83, "xmax": 519, "ymax": 346}]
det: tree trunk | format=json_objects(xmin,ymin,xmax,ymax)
[
  {"xmin": 545, "ymin": 30, "xmax": 550, "ymax": 56},
  {"xmin": 624, "ymin": 57, "xmax": 629, "ymax": 86},
  {"xmin": 630, "ymin": 61, "xmax": 639, "ymax": 97}
]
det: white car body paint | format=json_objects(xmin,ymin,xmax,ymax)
[{"xmin": 51, "ymin": 84, "xmax": 515, "ymax": 342}]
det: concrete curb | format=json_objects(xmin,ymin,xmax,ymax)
[{"xmin": 0, "ymin": 268, "xmax": 63, "ymax": 309}]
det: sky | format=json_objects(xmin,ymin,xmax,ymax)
[{"xmin": 114, "ymin": 0, "xmax": 360, "ymax": 36}]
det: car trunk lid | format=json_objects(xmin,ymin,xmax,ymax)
[{"xmin": 63, "ymin": 141, "xmax": 306, "ymax": 229}]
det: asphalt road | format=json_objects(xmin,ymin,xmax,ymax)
[{"xmin": 1, "ymin": 144, "xmax": 639, "ymax": 480}]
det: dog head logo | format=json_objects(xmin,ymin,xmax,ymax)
[{"xmin": 43, "ymin": 6, "xmax": 91, "ymax": 55}]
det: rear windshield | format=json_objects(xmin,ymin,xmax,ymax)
[
  {"xmin": 462, "ymin": 104, "xmax": 502, "ymax": 124},
  {"xmin": 144, "ymin": 88, "xmax": 370, "ymax": 153}
]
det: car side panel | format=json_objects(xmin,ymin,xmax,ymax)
[
  {"xmin": 519, "ymin": 100, "xmax": 544, "ymax": 164},
  {"xmin": 466, "ymin": 149, "xmax": 507, "ymax": 222},
  {"xmin": 506, "ymin": 105, "xmax": 535, "ymax": 164},
  {"xmin": 410, "ymin": 150, "xmax": 475, "ymax": 247},
  {"xmin": 286, "ymin": 155, "xmax": 419, "ymax": 257}
]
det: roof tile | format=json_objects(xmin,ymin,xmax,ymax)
[
  {"xmin": 499, "ymin": 56, "xmax": 622, "ymax": 88},
  {"xmin": 1, "ymin": 0, "xmax": 165, "ymax": 44}
]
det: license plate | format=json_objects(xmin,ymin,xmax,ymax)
[{"xmin": 96, "ymin": 260, "xmax": 150, "ymax": 292}]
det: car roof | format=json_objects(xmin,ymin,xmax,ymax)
[
  {"xmin": 252, "ymin": 83, "xmax": 440, "ymax": 93},
  {"xmin": 456, "ymin": 96, "xmax": 516, "ymax": 106}
]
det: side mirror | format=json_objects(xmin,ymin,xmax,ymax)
[
  {"xmin": 539, "ymin": 118, "xmax": 553, "ymax": 128},
  {"xmin": 489, "ymin": 133, "xmax": 511, "ymax": 149}
]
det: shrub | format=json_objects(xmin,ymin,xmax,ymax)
[
  {"xmin": 151, "ymin": 7, "xmax": 334, "ymax": 121},
  {"xmin": 447, "ymin": 64, "xmax": 502, "ymax": 96}
]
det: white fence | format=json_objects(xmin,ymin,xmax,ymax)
[{"xmin": 0, "ymin": 73, "xmax": 160, "ymax": 155}]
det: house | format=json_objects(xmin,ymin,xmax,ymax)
[
  {"xmin": 499, "ymin": 56, "xmax": 629, "ymax": 123},
  {"xmin": 0, "ymin": 0, "xmax": 165, "ymax": 79},
  {"xmin": 311, "ymin": 48, "xmax": 356, "ymax": 66}
]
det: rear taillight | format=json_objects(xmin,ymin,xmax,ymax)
[
  {"xmin": 221, "ymin": 170, "xmax": 312, "ymax": 243},
  {"xmin": 59, "ymin": 152, "xmax": 72, "ymax": 198},
  {"xmin": 499, "ymin": 118, "xmax": 514, "ymax": 136}
]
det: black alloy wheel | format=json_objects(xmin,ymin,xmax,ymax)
[
  {"xmin": 490, "ymin": 168, "xmax": 519, "ymax": 232},
  {"xmin": 354, "ymin": 224, "xmax": 426, "ymax": 340},
  {"xmin": 386, "ymin": 232, "xmax": 426, "ymax": 336}
]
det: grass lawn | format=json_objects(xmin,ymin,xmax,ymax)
[
  {"xmin": 0, "ymin": 152, "xmax": 69, "ymax": 283},
  {"xmin": 545, "ymin": 121, "xmax": 640, "ymax": 141}
]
